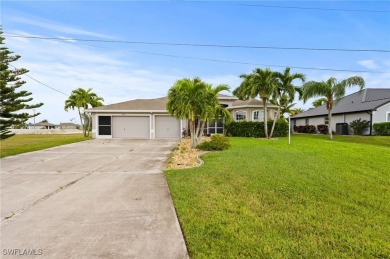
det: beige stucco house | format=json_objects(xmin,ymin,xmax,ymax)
[{"xmin": 86, "ymin": 94, "xmax": 278, "ymax": 139}]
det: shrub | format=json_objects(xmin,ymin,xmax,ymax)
[
  {"xmin": 198, "ymin": 134, "xmax": 231, "ymax": 151},
  {"xmin": 373, "ymin": 122, "xmax": 390, "ymax": 136},
  {"xmin": 293, "ymin": 125, "xmax": 316, "ymax": 134},
  {"xmin": 317, "ymin": 124, "xmax": 328, "ymax": 134},
  {"xmin": 349, "ymin": 119, "xmax": 370, "ymax": 135},
  {"xmin": 225, "ymin": 119, "xmax": 288, "ymax": 138}
]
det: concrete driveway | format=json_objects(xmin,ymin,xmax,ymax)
[{"xmin": 1, "ymin": 139, "xmax": 188, "ymax": 258}]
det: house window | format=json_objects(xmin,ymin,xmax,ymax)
[
  {"xmin": 235, "ymin": 111, "xmax": 246, "ymax": 121},
  {"xmin": 305, "ymin": 118, "xmax": 309, "ymax": 125},
  {"xmin": 387, "ymin": 112, "xmax": 390, "ymax": 122},
  {"xmin": 253, "ymin": 110, "xmax": 264, "ymax": 121},
  {"xmin": 98, "ymin": 116, "xmax": 111, "ymax": 135},
  {"xmin": 324, "ymin": 116, "xmax": 329, "ymax": 125}
]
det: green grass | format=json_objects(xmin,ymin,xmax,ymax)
[
  {"xmin": 0, "ymin": 134, "xmax": 90, "ymax": 158},
  {"xmin": 165, "ymin": 135, "xmax": 390, "ymax": 258}
]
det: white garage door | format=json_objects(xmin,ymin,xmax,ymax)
[
  {"xmin": 112, "ymin": 116, "xmax": 150, "ymax": 138},
  {"xmin": 155, "ymin": 116, "xmax": 180, "ymax": 138}
]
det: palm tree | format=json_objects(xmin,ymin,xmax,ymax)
[
  {"xmin": 312, "ymin": 97, "xmax": 328, "ymax": 107},
  {"xmin": 64, "ymin": 88, "xmax": 104, "ymax": 137},
  {"xmin": 290, "ymin": 107, "xmax": 304, "ymax": 115},
  {"xmin": 303, "ymin": 76, "xmax": 365, "ymax": 140},
  {"xmin": 233, "ymin": 68, "xmax": 278, "ymax": 139},
  {"xmin": 270, "ymin": 68, "xmax": 305, "ymax": 138},
  {"xmin": 167, "ymin": 78, "xmax": 230, "ymax": 147}
]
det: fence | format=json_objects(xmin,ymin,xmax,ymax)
[{"xmin": 11, "ymin": 129, "xmax": 83, "ymax": 135}]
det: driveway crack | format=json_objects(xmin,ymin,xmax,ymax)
[{"xmin": 1, "ymin": 172, "xmax": 94, "ymax": 224}]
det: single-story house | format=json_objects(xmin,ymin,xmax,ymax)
[
  {"xmin": 26, "ymin": 122, "xmax": 57, "ymax": 129},
  {"xmin": 86, "ymin": 94, "xmax": 279, "ymax": 139},
  {"xmin": 59, "ymin": 122, "xmax": 79, "ymax": 129},
  {"xmin": 291, "ymin": 88, "xmax": 390, "ymax": 135}
]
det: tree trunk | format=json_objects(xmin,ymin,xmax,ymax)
[
  {"xmin": 269, "ymin": 104, "xmax": 281, "ymax": 139},
  {"xmin": 88, "ymin": 114, "xmax": 92, "ymax": 137},
  {"xmin": 328, "ymin": 108, "xmax": 333, "ymax": 140},
  {"xmin": 189, "ymin": 120, "xmax": 196, "ymax": 147},
  {"xmin": 196, "ymin": 120, "xmax": 206, "ymax": 147},
  {"xmin": 194, "ymin": 119, "xmax": 202, "ymax": 147},
  {"xmin": 77, "ymin": 107, "xmax": 87, "ymax": 137},
  {"xmin": 263, "ymin": 97, "xmax": 269, "ymax": 139}
]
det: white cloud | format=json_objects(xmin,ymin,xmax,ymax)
[
  {"xmin": 7, "ymin": 31, "xmax": 181, "ymax": 124},
  {"xmin": 357, "ymin": 59, "xmax": 379, "ymax": 69},
  {"xmin": 10, "ymin": 16, "xmax": 111, "ymax": 38}
]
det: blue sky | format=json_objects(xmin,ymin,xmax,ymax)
[{"xmin": 2, "ymin": 1, "xmax": 390, "ymax": 124}]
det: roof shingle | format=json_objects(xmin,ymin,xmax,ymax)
[{"xmin": 88, "ymin": 97, "xmax": 168, "ymax": 111}]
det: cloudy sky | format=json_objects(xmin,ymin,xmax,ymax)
[{"xmin": 2, "ymin": 1, "xmax": 389, "ymax": 124}]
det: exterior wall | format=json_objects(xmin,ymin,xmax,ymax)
[
  {"xmin": 230, "ymin": 107, "xmax": 278, "ymax": 122},
  {"xmin": 293, "ymin": 112, "xmax": 372, "ymax": 133},
  {"xmin": 373, "ymin": 102, "xmax": 390, "ymax": 124},
  {"xmin": 293, "ymin": 118, "xmax": 305, "ymax": 128},
  {"xmin": 330, "ymin": 114, "xmax": 345, "ymax": 132}
]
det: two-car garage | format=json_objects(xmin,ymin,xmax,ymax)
[
  {"xmin": 96, "ymin": 114, "xmax": 181, "ymax": 139},
  {"xmin": 88, "ymin": 97, "xmax": 182, "ymax": 139}
]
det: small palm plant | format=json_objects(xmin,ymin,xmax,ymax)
[{"xmin": 349, "ymin": 119, "xmax": 370, "ymax": 135}]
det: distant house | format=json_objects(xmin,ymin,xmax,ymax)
[
  {"xmin": 59, "ymin": 123, "xmax": 79, "ymax": 129},
  {"xmin": 26, "ymin": 122, "xmax": 57, "ymax": 129},
  {"xmin": 86, "ymin": 94, "xmax": 279, "ymax": 139},
  {"xmin": 291, "ymin": 88, "xmax": 390, "ymax": 135}
]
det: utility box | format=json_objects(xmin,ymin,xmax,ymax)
[{"xmin": 336, "ymin": 123, "xmax": 349, "ymax": 135}]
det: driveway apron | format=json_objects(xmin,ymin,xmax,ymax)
[{"xmin": 1, "ymin": 139, "xmax": 188, "ymax": 258}]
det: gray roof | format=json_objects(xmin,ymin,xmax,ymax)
[
  {"xmin": 292, "ymin": 88, "xmax": 390, "ymax": 119},
  {"xmin": 59, "ymin": 123, "xmax": 78, "ymax": 126},
  {"xmin": 217, "ymin": 94, "xmax": 238, "ymax": 100},
  {"xmin": 232, "ymin": 99, "xmax": 265, "ymax": 107},
  {"xmin": 88, "ymin": 97, "xmax": 168, "ymax": 111},
  {"xmin": 88, "ymin": 95, "xmax": 276, "ymax": 112}
]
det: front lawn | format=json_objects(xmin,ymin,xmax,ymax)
[
  {"xmin": 165, "ymin": 135, "xmax": 390, "ymax": 258},
  {"xmin": 0, "ymin": 134, "xmax": 90, "ymax": 158}
]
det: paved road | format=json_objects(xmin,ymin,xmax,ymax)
[{"xmin": 1, "ymin": 139, "xmax": 188, "ymax": 258}]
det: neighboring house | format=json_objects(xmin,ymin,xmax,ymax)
[
  {"xmin": 87, "ymin": 94, "xmax": 278, "ymax": 139},
  {"xmin": 59, "ymin": 122, "xmax": 79, "ymax": 129},
  {"xmin": 26, "ymin": 122, "xmax": 57, "ymax": 129},
  {"xmin": 291, "ymin": 88, "xmax": 390, "ymax": 135}
]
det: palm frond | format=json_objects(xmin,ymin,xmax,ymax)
[{"xmin": 302, "ymin": 81, "xmax": 330, "ymax": 102}]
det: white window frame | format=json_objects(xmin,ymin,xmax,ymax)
[
  {"xmin": 235, "ymin": 111, "xmax": 246, "ymax": 121},
  {"xmin": 386, "ymin": 112, "xmax": 390, "ymax": 122},
  {"xmin": 252, "ymin": 110, "xmax": 264, "ymax": 121}
]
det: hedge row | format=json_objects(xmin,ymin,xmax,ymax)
[
  {"xmin": 373, "ymin": 122, "xmax": 390, "ymax": 136},
  {"xmin": 293, "ymin": 125, "xmax": 316, "ymax": 134},
  {"xmin": 225, "ymin": 120, "xmax": 288, "ymax": 138},
  {"xmin": 293, "ymin": 124, "xmax": 329, "ymax": 134}
]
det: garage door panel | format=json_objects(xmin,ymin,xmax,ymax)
[
  {"xmin": 113, "ymin": 117, "xmax": 150, "ymax": 138},
  {"xmin": 155, "ymin": 116, "xmax": 180, "ymax": 138}
]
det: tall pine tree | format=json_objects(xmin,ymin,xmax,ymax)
[{"xmin": 1, "ymin": 29, "xmax": 43, "ymax": 140}]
